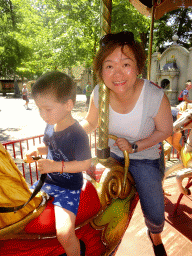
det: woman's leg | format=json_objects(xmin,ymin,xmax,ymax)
[
  {"xmin": 128, "ymin": 159, "xmax": 165, "ymax": 242},
  {"xmin": 150, "ymin": 233, "xmax": 162, "ymax": 245},
  {"xmin": 110, "ymin": 155, "xmax": 166, "ymax": 254},
  {"xmin": 54, "ymin": 205, "xmax": 80, "ymax": 256}
]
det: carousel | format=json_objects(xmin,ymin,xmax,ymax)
[{"xmin": 1, "ymin": 1, "xmax": 192, "ymax": 255}]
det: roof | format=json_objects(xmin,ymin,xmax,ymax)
[{"xmin": 163, "ymin": 62, "xmax": 179, "ymax": 71}]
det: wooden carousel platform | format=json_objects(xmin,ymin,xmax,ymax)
[{"xmin": 116, "ymin": 159, "xmax": 192, "ymax": 256}]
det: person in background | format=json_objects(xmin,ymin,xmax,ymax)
[
  {"xmin": 178, "ymin": 80, "xmax": 192, "ymax": 103},
  {"xmin": 80, "ymin": 31, "xmax": 173, "ymax": 256},
  {"xmin": 26, "ymin": 71, "xmax": 91, "ymax": 256},
  {"xmin": 85, "ymin": 81, "xmax": 92, "ymax": 105},
  {"xmin": 22, "ymin": 83, "xmax": 29, "ymax": 109}
]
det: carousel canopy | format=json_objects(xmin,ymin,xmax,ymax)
[{"xmin": 129, "ymin": 0, "xmax": 192, "ymax": 20}]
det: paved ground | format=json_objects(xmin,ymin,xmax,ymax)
[{"xmin": 0, "ymin": 94, "xmax": 88, "ymax": 143}]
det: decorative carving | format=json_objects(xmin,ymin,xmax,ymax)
[
  {"xmin": 99, "ymin": 162, "xmax": 134, "ymax": 206},
  {"xmin": 89, "ymin": 151, "xmax": 136, "ymax": 255}
]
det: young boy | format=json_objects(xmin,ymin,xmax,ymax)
[{"xmin": 26, "ymin": 71, "xmax": 91, "ymax": 256}]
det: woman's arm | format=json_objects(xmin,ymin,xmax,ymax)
[
  {"xmin": 136, "ymin": 93, "xmax": 173, "ymax": 152},
  {"xmin": 80, "ymin": 93, "xmax": 99, "ymax": 134},
  {"xmin": 36, "ymin": 158, "xmax": 92, "ymax": 174},
  {"xmin": 115, "ymin": 94, "xmax": 173, "ymax": 153}
]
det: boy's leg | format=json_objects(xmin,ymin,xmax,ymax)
[{"xmin": 54, "ymin": 205, "xmax": 80, "ymax": 256}]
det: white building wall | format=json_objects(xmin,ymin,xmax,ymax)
[{"xmin": 150, "ymin": 43, "xmax": 192, "ymax": 105}]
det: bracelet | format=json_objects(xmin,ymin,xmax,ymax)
[{"xmin": 60, "ymin": 161, "xmax": 65, "ymax": 174}]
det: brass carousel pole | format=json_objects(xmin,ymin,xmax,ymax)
[
  {"xmin": 88, "ymin": 3, "xmax": 138, "ymax": 254},
  {"xmin": 147, "ymin": 0, "xmax": 155, "ymax": 80},
  {"xmin": 97, "ymin": 0, "xmax": 112, "ymax": 159}
]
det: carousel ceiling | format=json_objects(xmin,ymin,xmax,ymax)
[{"xmin": 129, "ymin": 0, "xmax": 192, "ymax": 20}]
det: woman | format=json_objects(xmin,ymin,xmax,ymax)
[{"xmin": 81, "ymin": 31, "xmax": 173, "ymax": 256}]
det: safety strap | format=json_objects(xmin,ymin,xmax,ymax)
[{"xmin": 0, "ymin": 174, "xmax": 47, "ymax": 213}]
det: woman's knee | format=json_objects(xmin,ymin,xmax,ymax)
[
  {"xmin": 141, "ymin": 196, "xmax": 165, "ymax": 233},
  {"xmin": 144, "ymin": 200, "xmax": 165, "ymax": 224}
]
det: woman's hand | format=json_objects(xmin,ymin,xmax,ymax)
[
  {"xmin": 114, "ymin": 138, "xmax": 133, "ymax": 153},
  {"xmin": 37, "ymin": 159, "xmax": 55, "ymax": 174}
]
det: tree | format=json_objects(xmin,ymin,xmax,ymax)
[
  {"xmin": 153, "ymin": 8, "xmax": 192, "ymax": 53},
  {"xmin": 1, "ymin": 0, "xmax": 191, "ymax": 80},
  {"xmin": 0, "ymin": 0, "xmax": 31, "ymax": 77},
  {"xmin": 112, "ymin": 0, "xmax": 151, "ymax": 49},
  {"xmin": 0, "ymin": 0, "xmax": 151, "ymax": 79},
  {"xmin": 13, "ymin": 0, "xmax": 101, "ymax": 78}
]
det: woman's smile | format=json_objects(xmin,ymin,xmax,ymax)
[{"xmin": 114, "ymin": 81, "xmax": 127, "ymax": 86}]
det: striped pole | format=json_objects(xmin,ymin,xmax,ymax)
[
  {"xmin": 97, "ymin": 0, "xmax": 112, "ymax": 159},
  {"xmin": 147, "ymin": 0, "xmax": 155, "ymax": 80}
]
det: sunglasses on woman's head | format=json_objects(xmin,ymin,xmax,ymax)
[{"xmin": 100, "ymin": 31, "xmax": 135, "ymax": 47}]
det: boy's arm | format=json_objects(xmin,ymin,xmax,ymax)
[
  {"xmin": 37, "ymin": 158, "xmax": 92, "ymax": 174},
  {"xmin": 37, "ymin": 145, "xmax": 48, "ymax": 155}
]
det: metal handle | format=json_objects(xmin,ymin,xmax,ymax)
[
  {"xmin": 108, "ymin": 134, "xmax": 129, "ymax": 191},
  {"xmin": 32, "ymin": 156, "xmax": 41, "ymax": 161}
]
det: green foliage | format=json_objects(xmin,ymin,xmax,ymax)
[
  {"xmin": 1, "ymin": 0, "xmax": 192, "ymax": 79},
  {"xmin": 0, "ymin": 33, "xmax": 30, "ymax": 76},
  {"xmin": 112, "ymin": 0, "xmax": 150, "ymax": 39},
  {"xmin": 0, "ymin": 0, "xmax": 101, "ymax": 78},
  {"xmin": 0, "ymin": 0, "xmax": 32, "ymax": 77},
  {"xmin": 153, "ymin": 8, "xmax": 192, "ymax": 53}
]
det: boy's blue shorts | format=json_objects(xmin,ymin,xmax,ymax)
[{"xmin": 31, "ymin": 182, "xmax": 81, "ymax": 215}]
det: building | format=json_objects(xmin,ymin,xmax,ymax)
[
  {"xmin": 150, "ymin": 35, "xmax": 192, "ymax": 106},
  {"xmin": 0, "ymin": 66, "xmax": 93, "ymax": 96},
  {"xmin": 0, "ymin": 78, "xmax": 24, "ymax": 96}
]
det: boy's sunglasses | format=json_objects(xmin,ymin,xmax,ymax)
[{"xmin": 100, "ymin": 31, "xmax": 135, "ymax": 47}]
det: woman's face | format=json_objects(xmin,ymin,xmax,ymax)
[{"xmin": 101, "ymin": 46, "xmax": 139, "ymax": 94}]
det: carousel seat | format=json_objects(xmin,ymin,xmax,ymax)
[{"xmin": 25, "ymin": 179, "xmax": 101, "ymax": 234}]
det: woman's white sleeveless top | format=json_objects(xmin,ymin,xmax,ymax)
[{"xmin": 93, "ymin": 79, "xmax": 164, "ymax": 160}]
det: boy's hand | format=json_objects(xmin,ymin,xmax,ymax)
[
  {"xmin": 114, "ymin": 138, "xmax": 133, "ymax": 153},
  {"xmin": 37, "ymin": 159, "xmax": 55, "ymax": 174},
  {"xmin": 25, "ymin": 150, "xmax": 39, "ymax": 163}
]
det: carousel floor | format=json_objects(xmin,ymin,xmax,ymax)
[{"xmin": 116, "ymin": 160, "xmax": 192, "ymax": 256}]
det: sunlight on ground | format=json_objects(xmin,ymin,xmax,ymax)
[{"xmin": 0, "ymin": 95, "xmax": 88, "ymax": 142}]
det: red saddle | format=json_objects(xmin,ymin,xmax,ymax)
[
  {"xmin": 25, "ymin": 179, "xmax": 101, "ymax": 234},
  {"xmin": 0, "ymin": 180, "xmax": 105, "ymax": 256}
]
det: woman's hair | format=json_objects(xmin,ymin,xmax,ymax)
[
  {"xmin": 93, "ymin": 31, "xmax": 146, "ymax": 83},
  {"xmin": 32, "ymin": 71, "xmax": 76, "ymax": 104}
]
